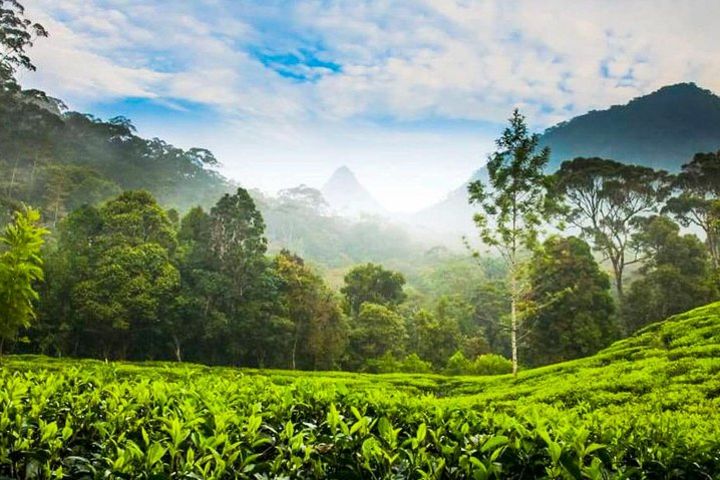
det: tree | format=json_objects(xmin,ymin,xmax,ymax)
[
  {"xmin": 210, "ymin": 188, "xmax": 267, "ymax": 302},
  {"xmin": 72, "ymin": 242, "xmax": 180, "ymax": 359},
  {"xmin": 348, "ymin": 303, "xmax": 406, "ymax": 367},
  {"xmin": 524, "ymin": 236, "xmax": 617, "ymax": 366},
  {"xmin": 0, "ymin": 206, "xmax": 46, "ymax": 355},
  {"xmin": 43, "ymin": 192, "xmax": 180, "ymax": 359},
  {"xmin": 272, "ymin": 250, "xmax": 347, "ymax": 370},
  {"xmin": 553, "ymin": 157, "xmax": 672, "ymax": 299},
  {"xmin": 405, "ymin": 306, "xmax": 460, "ymax": 368},
  {"xmin": 0, "ymin": 0, "xmax": 48, "ymax": 88},
  {"xmin": 664, "ymin": 151, "xmax": 720, "ymax": 269},
  {"xmin": 623, "ymin": 216, "xmax": 717, "ymax": 332},
  {"xmin": 341, "ymin": 263, "xmax": 406, "ymax": 316},
  {"xmin": 467, "ymin": 109, "xmax": 552, "ymax": 376},
  {"xmin": 470, "ymin": 280, "xmax": 510, "ymax": 357},
  {"xmin": 174, "ymin": 206, "xmax": 228, "ymax": 363}
]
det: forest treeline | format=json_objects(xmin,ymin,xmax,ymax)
[
  {"xmin": 2, "ymin": 0, "xmax": 720, "ymax": 374},
  {"xmin": 5, "ymin": 147, "xmax": 719, "ymax": 373}
]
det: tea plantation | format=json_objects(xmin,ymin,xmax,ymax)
[{"xmin": 1, "ymin": 303, "xmax": 719, "ymax": 479}]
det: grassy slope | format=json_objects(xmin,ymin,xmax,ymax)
[
  {"xmin": 2, "ymin": 302, "xmax": 720, "ymax": 477},
  {"xmin": 6, "ymin": 301, "xmax": 720, "ymax": 399}
]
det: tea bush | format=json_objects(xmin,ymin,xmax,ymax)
[{"xmin": 1, "ymin": 302, "xmax": 719, "ymax": 478}]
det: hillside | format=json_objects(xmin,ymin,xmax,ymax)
[
  {"xmin": 541, "ymin": 83, "xmax": 720, "ymax": 171},
  {"xmin": 0, "ymin": 89, "xmax": 234, "ymax": 224},
  {"xmin": 414, "ymin": 83, "xmax": 720, "ymax": 235},
  {"xmin": 2, "ymin": 302, "xmax": 719, "ymax": 477},
  {"xmin": 0, "ymin": 87, "xmax": 430, "ymax": 268}
]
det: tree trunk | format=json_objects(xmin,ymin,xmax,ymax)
[
  {"xmin": 291, "ymin": 330, "xmax": 298, "ymax": 370},
  {"xmin": 172, "ymin": 335, "xmax": 182, "ymax": 362},
  {"xmin": 611, "ymin": 257, "xmax": 624, "ymax": 301},
  {"xmin": 7, "ymin": 156, "xmax": 19, "ymax": 198},
  {"xmin": 510, "ymin": 274, "xmax": 518, "ymax": 377},
  {"xmin": 707, "ymin": 231, "xmax": 719, "ymax": 271},
  {"xmin": 30, "ymin": 154, "xmax": 38, "ymax": 188}
]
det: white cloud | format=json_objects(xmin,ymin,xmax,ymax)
[{"xmin": 21, "ymin": 0, "xmax": 720, "ymax": 124}]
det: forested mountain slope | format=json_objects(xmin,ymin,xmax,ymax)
[
  {"xmin": 413, "ymin": 83, "xmax": 720, "ymax": 235},
  {"xmin": 0, "ymin": 88, "xmax": 233, "ymax": 225},
  {"xmin": 0, "ymin": 88, "xmax": 430, "ymax": 268},
  {"xmin": 540, "ymin": 83, "xmax": 720, "ymax": 171}
]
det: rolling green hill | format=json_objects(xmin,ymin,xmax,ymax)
[{"xmin": 2, "ymin": 302, "xmax": 719, "ymax": 478}]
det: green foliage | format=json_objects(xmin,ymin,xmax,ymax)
[
  {"xmin": 467, "ymin": 109, "xmax": 552, "ymax": 375},
  {"xmin": 1, "ymin": 302, "xmax": 720, "ymax": 477},
  {"xmin": 444, "ymin": 351, "xmax": 512, "ymax": 376},
  {"xmin": 38, "ymin": 191, "xmax": 180, "ymax": 359},
  {"xmin": 552, "ymin": 157, "xmax": 672, "ymax": 298},
  {"xmin": 623, "ymin": 216, "xmax": 718, "ymax": 332},
  {"xmin": 210, "ymin": 188, "xmax": 267, "ymax": 300},
  {"xmin": 366, "ymin": 352, "xmax": 433, "ymax": 374},
  {"xmin": 272, "ymin": 250, "xmax": 348, "ymax": 370},
  {"xmin": 405, "ymin": 306, "xmax": 461, "ymax": 369},
  {"xmin": 663, "ymin": 150, "xmax": 720, "ymax": 268},
  {"xmin": 349, "ymin": 303, "xmax": 406, "ymax": 367},
  {"xmin": 341, "ymin": 263, "xmax": 406, "ymax": 316},
  {"xmin": 444, "ymin": 350, "xmax": 472, "ymax": 375},
  {"xmin": 524, "ymin": 236, "xmax": 617, "ymax": 366},
  {"xmin": 471, "ymin": 353, "xmax": 513, "ymax": 376},
  {"xmin": 0, "ymin": 206, "xmax": 46, "ymax": 353}
]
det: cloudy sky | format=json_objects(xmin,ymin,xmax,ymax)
[{"xmin": 18, "ymin": 0, "xmax": 720, "ymax": 212}]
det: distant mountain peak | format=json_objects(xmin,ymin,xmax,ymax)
[
  {"xmin": 650, "ymin": 82, "xmax": 708, "ymax": 96},
  {"xmin": 326, "ymin": 165, "xmax": 356, "ymax": 182},
  {"xmin": 322, "ymin": 166, "xmax": 386, "ymax": 216}
]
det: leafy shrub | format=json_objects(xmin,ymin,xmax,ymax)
[
  {"xmin": 444, "ymin": 350, "xmax": 472, "ymax": 375},
  {"xmin": 398, "ymin": 353, "xmax": 433, "ymax": 373},
  {"xmin": 445, "ymin": 351, "xmax": 512, "ymax": 375},
  {"xmin": 366, "ymin": 352, "xmax": 433, "ymax": 373},
  {"xmin": 472, "ymin": 353, "xmax": 513, "ymax": 375},
  {"xmin": 1, "ymin": 302, "xmax": 719, "ymax": 478}
]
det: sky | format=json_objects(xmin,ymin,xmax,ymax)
[{"xmin": 18, "ymin": 0, "xmax": 720, "ymax": 212}]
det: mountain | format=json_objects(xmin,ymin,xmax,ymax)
[
  {"xmin": 414, "ymin": 83, "xmax": 720, "ymax": 236},
  {"xmin": 321, "ymin": 166, "xmax": 386, "ymax": 216},
  {"xmin": 540, "ymin": 82, "xmax": 720, "ymax": 171}
]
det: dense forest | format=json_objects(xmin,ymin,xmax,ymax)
[{"xmin": 2, "ymin": 1, "xmax": 720, "ymax": 376}]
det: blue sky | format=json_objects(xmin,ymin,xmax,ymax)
[{"xmin": 20, "ymin": 0, "xmax": 720, "ymax": 212}]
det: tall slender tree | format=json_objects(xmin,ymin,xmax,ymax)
[{"xmin": 467, "ymin": 109, "xmax": 551, "ymax": 376}]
